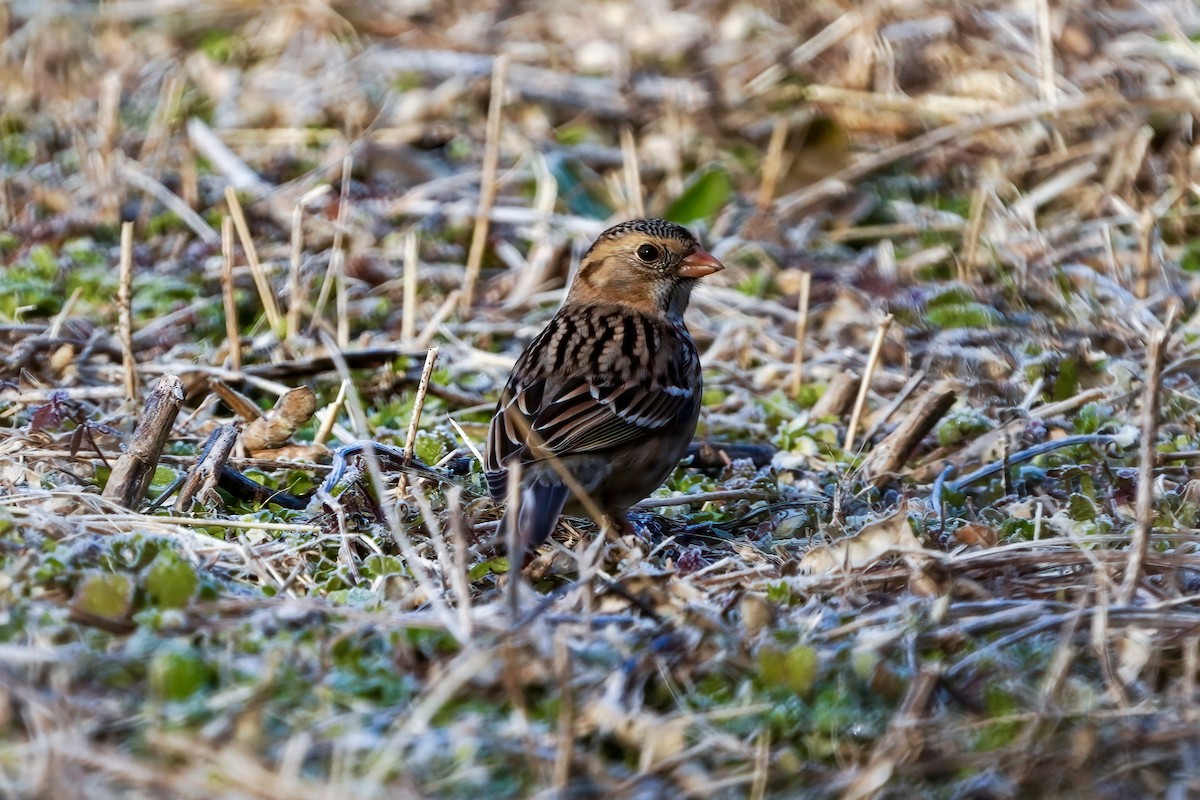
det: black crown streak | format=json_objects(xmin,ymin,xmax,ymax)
[{"xmin": 582, "ymin": 218, "xmax": 697, "ymax": 261}]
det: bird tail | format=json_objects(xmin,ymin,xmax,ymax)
[{"xmin": 505, "ymin": 479, "xmax": 568, "ymax": 561}]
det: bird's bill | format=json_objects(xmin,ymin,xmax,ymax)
[{"xmin": 676, "ymin": 247, "xmax": 725, "ymax": 278}]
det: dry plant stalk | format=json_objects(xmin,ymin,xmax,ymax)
[
  {"xmin": 863, "ymin": 369, "xmax": 926, "ymax": 443},
  {"xmin": 310, "ymin": 156, "xmax": 353, "ymax": 343},
  {"xmin": 287, "ymin": 201, "xmax": 304, "ymax": 341},
  {"xmin": 117, "ymin": 221, "xmax": 138, "ymax": 402},
  {"xmin": 844, "ymin": 314, "xmax": 894, "ymax": 452},
  {"xmin": 635, "ymin": 488, "xmax": 769, "ymax": 508},
  {"xmin": 334, "ymin": 155, "xmax": 352, "ymax": 347},
  {"xmin": 445, "ymin": 486, "xmax": 475, "ymax": 636},
  {"xmin": 220, "ymin": 216, "xmax": 242, "ymax": 373},
  {"xmin": 101, "ymin": 375, "xmax": 184, "ymax": 508},
  {"xmin": 960, "ymin": 178, "xmax": 989, "ymax": 279},
  {"xmin": 758, "ymin": 116, "xmax": 790, "ymax": 210},
  {"xmin": 1135, "ymin": 208, "xmax": 1156, "ymax": 300},
  {"xmin": 402, "ymin": 232, "xmax": 419, "ymax": 345},
  {"xmin": 461, "ymin": 55, "xmax": 509, "ymax": 313},
  {"xmin": 225, "ymin": 186, "xmax": 283, "ymax": 333},
  {"xmin": 410, "ymin": 483, "xmax": 471, "ymax": 635},
  {"xmin": 187, "ymin": 118, "xmax": 270, "ymax": 197},
  {"xmin": 620, "ymin": 125, "xmax": 644, "ymax": 218},
  {"xmin": 790, "ymin": 270, "xmax": 812, "ymax": 397},
  {"xmin": 117, "ymin": 156, "xmax": 219, "ymax": 244},
  {"xmin": 505, "ymin": 459, "xmax": 523, "ymax": 617},
  {"xmin": 314, "ymin": 379, "xmax": 348, "ymax": 446},
  {"xmin": 750, "ymin": 729, "xmax": 771, "ymax": 800},
  {"xmin": 208, "ymin": 378, "xmax": 259, "ymax": 420},
  {"xmin": 1120, "ymin": 326, "xmax": 1167, "ymax": 604},
  {"xmin": 416, "ymin": 290, "xmax": 461, "ymax": 350},
  {"xmin": 402, "ymin": 347, "xmax": 440, "ymax": 462},
  {"xmin": 553, "ymin": 633, "xmax": 575, "ymax": 790},
  {"xmin": 48, "ymin": 286, "xmax": 82, "ymax": 339},
  {"xmin": 1034, "ymin": 0, "xmax": 1057, "ymax": 106}
]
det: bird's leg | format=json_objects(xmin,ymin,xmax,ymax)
[{"xmin": 602, "ymin": 512, "xmax": 635, "ymax": 539}]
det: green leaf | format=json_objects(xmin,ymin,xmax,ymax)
[
  {"xmin": 70, "ymin": 571, "xmax": 134, "ymax": 622},
  {"xmin": 1182, "ymin": 239, "xmax": 1200, "ymax": 272},
  {"xmin": 1066, "ymin": 493, "xmax": 1098, "ymax": 522},
  {"xmin": 150, "ymin": 646, "xmax": 214, "ymax": 701},
  {"xmin": 765, "ymin": 581, "xmax": 791, "ymax": 604},
  {"xmin": 148, "ymin": 465, "xmax": 179, "ymax": 496},
  {"xmin": 143, "ymin": 550, "xmax": 198, "ymax": 609},
  {"xmin": 363, "ymin": 554, "xmax": 405, "ymax": 578},
  {"xmin": 414, "ymin": 430, "xmax": 445, "ymax": 465},
  {"xmin": 468, "ymin": 557, "xmax": 509, "ymax": 581},
  {"xmin": 664, "ymin": 166, "xmax": 732, "ymax": 225},
  {"xmin": 758, "ymin": 644, "xmax": 820, "ymax": 695},
  {"xmin": 936, "ymin": 408, "xmax": 993, "ymax": 448}
]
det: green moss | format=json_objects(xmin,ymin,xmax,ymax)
[{"xmin": 925, "ymin": 302, "xmax": 1002, "ymax": 329}]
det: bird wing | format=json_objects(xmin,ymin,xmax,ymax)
[
  {"xmin": 527, "ymin": 373, "xmax": 696, "ymax": 455},
  {"xmin": 484, "ymin": 324, "xmax": 698, "ymax": 498}
]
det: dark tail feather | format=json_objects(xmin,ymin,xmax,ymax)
[{"xmin": 516, "ymin": 480, "xmax": 570, "ymax": 557}]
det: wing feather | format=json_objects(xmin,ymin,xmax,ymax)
[{"xmin": 484, "ymin": 305, "xmax": 700, "ymax": 496}]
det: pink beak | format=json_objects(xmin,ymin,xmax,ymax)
[{"xmin": 677, "ymin": 246, "xmax": 725, "ymax": 279}]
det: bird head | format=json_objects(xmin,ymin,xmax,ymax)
[{"xmin": 570, "ymin": 218, "xmax": 724, "ymax": 318}]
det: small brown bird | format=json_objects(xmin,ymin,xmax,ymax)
[{"xmin": 485, "ymin": 218, "xmax": 724, "ymax": 559}]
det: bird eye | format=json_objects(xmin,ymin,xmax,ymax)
[{"xmin": 636, "ymin": 243, "xmax": 661, "ymax": 263}]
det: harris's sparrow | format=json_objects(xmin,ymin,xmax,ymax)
[{"xmin": 485, "ymin": 218, "xmax": 723, "ymax": 559}]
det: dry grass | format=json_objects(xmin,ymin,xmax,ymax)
[{"xmin": 4, "ymin": 0, "xmax": 1200, "ymax": 797}]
